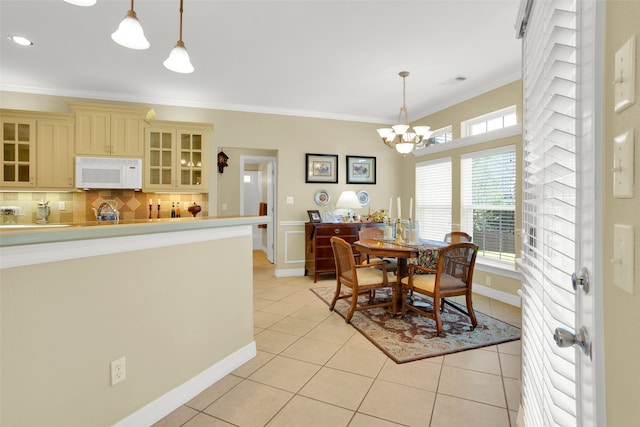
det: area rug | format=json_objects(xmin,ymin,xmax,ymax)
[{"xmin": 311, "ymin": 286, "xmax": 520, "ymax": 364}]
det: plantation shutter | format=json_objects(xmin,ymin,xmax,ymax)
[
  {"xmin": 518, "ymin": 0, "xmax": 578, "ymax": 425},
  {"xmin": 461, "ymin": 146, "xmax": 517, "ymax": 262},
  {"xmin": 415, "ymin": 157, "xmax": 451, "ymax": 241}
]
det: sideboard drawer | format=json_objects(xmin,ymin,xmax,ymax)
[{"xmin": 316, "ymin": 225, "xmax": 357, "ymax": 237}]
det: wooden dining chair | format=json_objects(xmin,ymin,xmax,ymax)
[
  {"xmin": 358, "ymin": 227, "xmax": 398, "ymax": 274},
  {"xmin": 330, "ymin": 236, "xmax": 395, "ymax": 322},
  {"xmin": 400, "ymin": 242, "xmax": 478, "ymax": 335},
  {"xmin": 444, "ymin": 231, "xmax": 472, "ymax": 243}
]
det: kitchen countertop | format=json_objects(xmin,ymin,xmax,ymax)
[{"xmin": 0, "ymin": 216, "xmax": 270, "ymax": 247}]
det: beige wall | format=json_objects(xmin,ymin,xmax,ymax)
[
  {"xmin": 400, "ymin": 81, "xmax": 523, "ymax": 297},
  {"xmin": 603, "ymin": 1, "xmax": 640, "ymax": 424},
  {"xmin": 0, "ymin": 233, "xmax": 253, "ymax": 426},
  {"xmin": 0, "ymin": 92, "xmax": 403, "ymax": 272}
]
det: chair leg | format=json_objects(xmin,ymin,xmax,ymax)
[
  {"xmin": 400, "ymin": 284, "xmax": 407, "ymax": 316},
  {"xmin": 346, "ymin": 291, "xmax": 358, "ymax": 323},
  {"xmin": 433, "ymin": 296, "xmax": 443, "ymax": 336},
  {"xmin": 465, "ymin": 293, "xmax": 478, "ymax": 329},
  {"xmin": 329, "ymin": 281, "xmax": 341, "ymax": 311}
]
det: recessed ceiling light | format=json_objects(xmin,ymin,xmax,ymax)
[
  {"xmin": 7, "ymin": 36, "xmax": 33, "ymax": 46},
  {"xmin": 64, "ymin": 0, "xmax": 97, "ymax": 6}
]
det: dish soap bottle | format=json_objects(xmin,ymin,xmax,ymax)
[{"xmin": 171, "ymin": 202, "xmax": 176, "ymax": 218}]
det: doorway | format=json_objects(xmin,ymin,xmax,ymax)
[{"xmin": 240, "ymin": 155, "xmax": 276, "ymax": 263}]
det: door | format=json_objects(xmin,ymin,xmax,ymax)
[
  {"xmin": 266, "ymin": 160, "xmax": 275, "ymax": 263},
  {"xmin": 518, "ymin": 0, "xmax": 603, "ymax": 425},
  {"xmin": 242, "ymin": 170, "xmax": 262, "ymax": 249},
  {"xmin": 240, "ymin": 155, "xmax": 277, "ymax": 262}
]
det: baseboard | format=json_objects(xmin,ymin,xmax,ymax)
[
  {"xmin": 275, "ymin": 268, "xmax": 305, "ymax": 277},
  {"xmin": 474, "ymin": 284, "xmax": 522, "ymax": 307},
  {"xmin": 112, "ymin": 341, "xmax": 256, "ymax": 427}
]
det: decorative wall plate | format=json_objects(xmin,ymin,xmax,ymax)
[
  {"xmin": 357, "ymin": 190, "xmax": 370, "ymax": 206},
  {"xmin": 314, "ymin": 189, "xmax": 330, "ymax": 206}
]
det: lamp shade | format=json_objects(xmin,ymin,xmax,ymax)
[
  {"xmin": 335, "ymin": 191, "xmax": 362, "ymax": 210},
  {"xmin": 164, "ymin": 41, "xmax": 194, "ymax": 73},
  {"xmin": 395, "ymin": 142, "xmax": 415, "ymax": 154},
  {"xmin": 111, "ymin": 10, "xmax": 150, "ymax": 50}
]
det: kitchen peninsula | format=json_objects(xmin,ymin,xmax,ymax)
[{"xmin": 0, "ymin": 216, "xmax": 267, "ymax": 427}]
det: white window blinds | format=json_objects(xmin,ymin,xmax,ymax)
[
  {"xmin": 461, "ymin": 146, "xmax": 516, "ymax": 263},
  {"xmin": 415, "ymin": 157, "xmax": 452, "ymax": 241},
  {"xmin": 519, "ymin": 0, "xmax": 578, "ymax": 425}
]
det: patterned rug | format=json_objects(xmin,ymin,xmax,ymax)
[{"xmin": 311, "ymin": 286, "xmax": 520, "ymax": 364}]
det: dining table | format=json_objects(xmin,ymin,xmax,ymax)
[{"xmin": 353, "ymin": 238, "xmax": 448, "ymax": 312}]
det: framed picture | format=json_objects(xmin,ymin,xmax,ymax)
[
  {"xmin": 306, "ymin": 153, "xmax": 338, "ymax": 183},
  {"xmin": 307, "ymin": 209, "xmax": 322, "ymax": 222},
  {"xmin": 346, "ymin": 155, "xmax": 376, "ymax": 184}
]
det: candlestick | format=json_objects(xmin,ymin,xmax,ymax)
[
  {"xmin": 149, "ymin": 203, "xmax": 152, "ymax": 219},
  {"xmin": 157, "ymin": 204, "xmax": 161, "ymax": 218},
  {"xmin": 397, "ymin": 197, "xmax": 402, "ymax": 219}
]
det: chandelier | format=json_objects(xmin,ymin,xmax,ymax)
[{"xmin": 376, "ymin": 71, "xmax": 432, "ymax": 155}]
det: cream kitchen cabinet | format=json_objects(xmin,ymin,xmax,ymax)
[
  {"xmin": 0, "ymin": 111, "xmax": 74, "ymax": 190},
  {"xmin": 144, "ymin": 121, "xmax": 211, "ymax": 192},
  {"xmin": 1, "ymin": 114, "xmax": 36, "ymax": 188},
  {"xmin": 36, "ymin": 117, "xmax": 74, "ymax": 189},
  {"xmin": 71, "ymin": 103, "xmax": 148, "ymax": 157}
]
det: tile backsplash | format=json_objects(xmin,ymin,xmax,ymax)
[{"xmin": 0, "ymin": 191, "xmax": 208, "ymax": 224}]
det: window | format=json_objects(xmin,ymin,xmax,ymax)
[
  {"xmin": 415, "ymin": 157, "xmax": 451, "ymax": 241},
  {"xmin": 423, "ymin": 126, "xmax": 453, "ymax": 147},
  {"xmin": 462, "ymin": 105, "xmax": 517, "ymax": 137},
  {"xmin": 461, "ymin": 146, "xmax": 516, "ymax": 263}
]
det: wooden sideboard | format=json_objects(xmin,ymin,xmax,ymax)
[{"xmin": 304, "ymin": 222, "xmax": 382, "ymax": 282}]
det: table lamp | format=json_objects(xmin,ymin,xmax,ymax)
[{"xmin": 335, "ymin": 190, "xmax": 362, "ymax": 222}]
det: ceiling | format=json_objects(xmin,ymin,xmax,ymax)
[{"xmin": 0, "ymin": 0, "xmax": 522, "ymax": 124}]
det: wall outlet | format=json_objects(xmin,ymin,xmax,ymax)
[
  {"xmin": 485, "ymin": 276, "xmax": 492, "ymax": 287},
  {"xmin": 58, "ymin": 201, "xmax": 66, "ymax": 211},
  {"xmin": 110, "ymin": 356, "xmax": 126, "ymax": 386}
]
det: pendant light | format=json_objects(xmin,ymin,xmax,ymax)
[
  {"xmin": 376, "ymin": 71, "xmax": 432, "ymax": 155},
  {"xmin": 164, "ymin": 0, "xmax": 194, "ymax": 74},
  {"xmin": 111, "ymin": 0, "xmax": 150, "ymax": 50}
]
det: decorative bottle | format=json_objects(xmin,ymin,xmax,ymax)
[{"xmin": 171, "ymin": 202, "xmax": 176, "ymax": 218}]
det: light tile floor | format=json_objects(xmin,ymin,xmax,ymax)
[{"xmin": 154, "ymin": 251, "xmax": 522, "ymax": 427}]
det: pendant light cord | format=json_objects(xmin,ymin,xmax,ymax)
[{"xmin": 179, "ymin": 0, "xmax": 184, "ymax": 42}]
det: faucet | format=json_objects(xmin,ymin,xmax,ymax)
[
  {"xmin": 93, "ymin": 200, "xmax": 120, "ymax": 223},
  {"xmin": 0, "ymin": 206, "xmax": 24, "ymax": 224}
]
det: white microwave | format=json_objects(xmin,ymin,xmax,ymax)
[{"xmin": 75, "ymin": 156, "xmax": 143, "ymax": 190}]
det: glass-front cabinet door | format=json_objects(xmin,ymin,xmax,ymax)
[
  {"xmin": 178, "ymin": 129, "xmax": 204, "ymax": 189},
  {"xmin": 144, "ymin": 123, "xmax": 210, "ymax": 192},
  {"xmin": 1, "ymin": 118, "xmax": 36, "ymax": 188},
  {"xmin": 145, "ymin": 127, "xmax": 176, "ymax": 190},
  {"xmin": 144, "ymin": 122, "xmax": 211, "ymax": 193}
]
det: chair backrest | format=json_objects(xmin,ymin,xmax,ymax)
[
  {"xmin": 330, "ymin": 236, "xmax": 356, "ymax": 283},
  {"xmin": 358, "ymin": 227, "xmax": 383, "ymax": 240},
  {"xmin": 444, "ymin": 231, "xmax": 472, "ymax": 243},
  {"xmin": 437, "ymin": 242, "xmax": 478, "ymax": 287}
]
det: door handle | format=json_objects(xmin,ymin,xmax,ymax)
[
  {"xmin": 554, "ymin": 326, "xmax": 591, "ymax": 359},
  {"xmin": 571, "ymin": 267, "xmax": 589, "ymax": 294}
]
